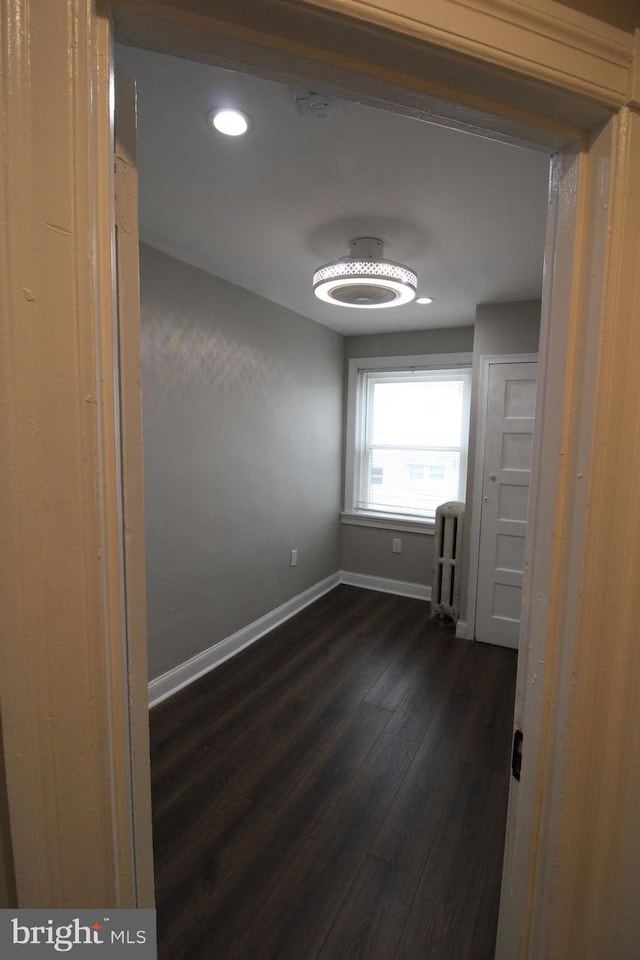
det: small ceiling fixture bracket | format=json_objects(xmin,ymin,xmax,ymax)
[
  {"xmin": 348, "ymin": 237, "xmax": 383, "ymax": 259},
  {"xmin": 294, "ymin": 92, "xmax": 340, "ymax": 120},
  {"xmin": 312, "ymin": 237, "xmax": 417, "ymax": 309}
]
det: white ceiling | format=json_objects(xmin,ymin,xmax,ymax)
[{"xmin": 116, "ymin": 45, "xmax": 551, "ymax": 336}]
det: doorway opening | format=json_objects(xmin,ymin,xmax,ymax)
[
  {"xmin": 109, "ymin": 5, "xmax": 614, "ymax": 956},
  {"xmin": 115, "ymin": 33, "xmax": 552, "ymax": 954},
  {"xmin": 114, "ymin": 40, "xmax": 549, "ymax": 675}
]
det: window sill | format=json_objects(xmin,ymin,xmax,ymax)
[{"xmin": 340, "ymin": 512, "xmax": 435, "ymax": 535}]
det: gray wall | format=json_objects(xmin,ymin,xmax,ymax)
[
  {"xmin": 471, "ymin": 299, "xmax": 541, "ymax": 359},
  {"xmin": 342, "ymin": 326, "xmax": 475, "ymax": 586},
  {"xmin": 345, "ymin": 327, "xmax": 474, "ymax": 361},
  {"xmin": 340, "ymin": 524, "xmax": 434, "ymax": 583},
  {"xmin": 140, "ymin": 244, "xmax": 344, "ymax": 680},
  {"xmin": 140, "ymin": 253, "xmax": 540, "ymax": 678},
  {"xmin": 460, "ymin": 299, "xmax": 541, "ymax": 622}
]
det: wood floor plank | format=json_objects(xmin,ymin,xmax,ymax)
[
  {"xmin": 364, "ymin": 617, "xmax": 439, "ymax": 711},
  {"xmin": 256, "ymin": 694, "xmax": 394, "ymax": 814},
  {"xmin": 369, "ymin": 642, "xmax": 501, "ymax": 876},
  {"xmin": 154, "ymin": 696, "xmax": 392, "ymax": 918},
  {"xmin": 468, "ymin": 843, "xmax": 509, "ymax": 960},
  {"xmin": 433, "ymin": 762, "xmax": 503, "ymax": 844},
  {"xmin": 152, "ymin": 647, "xmax": 388, "ymax": 858},
  {"xmin": 152, "ymin": 592, "xmax": 400, "ymax": 829},
  {"xmin": 211, "ymin": 732, "xmax": 418, "ymax": 960},
  {"xmin": 383, "ymin": 631, "xmax": 469, "ymax": 743},
  {"xmin": 151, "ymin": 586, "xmax": 381, "ymax": 782},
  {"xmin": 316, "ymin": 854, "xmax": 420, "ymax": 960},
  {"xmin": 391, "ymin": 838, "xmax": 491, "ymax": 960},
  {"xmin": 388, "ymin": 700, "xmax": 514, "ymax": 954},
  {"xmin": 462, "ymin": 644, "xmax": 517, "ymax": 772},
  {"xmin": 151, "ymin": 586, "xmax": 516, "ymax": 960}
]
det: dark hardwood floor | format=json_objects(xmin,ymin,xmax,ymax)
[{"xmin": 150, "ymin": 585, "xmax": 517, "ymax": 960}]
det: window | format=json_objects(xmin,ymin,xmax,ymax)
[{"xmin": 344, "ymin": 354, "xmax": 472, "ymax": 528}]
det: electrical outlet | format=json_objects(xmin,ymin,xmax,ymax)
[
  {"xmin": 290, "ymin": 548, "xmax": 298, "ymax": 567},
  {"xmin": 392, "ymin": 538, "xmax": 402, "ymax": 554}
]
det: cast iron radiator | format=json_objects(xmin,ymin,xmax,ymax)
[{"xmin": 431, "ymin": 500, "xmax": 465, "ymax": 620}]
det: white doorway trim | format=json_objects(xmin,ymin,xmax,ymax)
[
  {"xmin": 3, "ymin": 6, "xmax": 640, "ymax": 958},
  {"xmin": 466, "ymin": 353, "xmax": 538, "ymax": 645}
]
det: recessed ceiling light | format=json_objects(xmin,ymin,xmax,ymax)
[
  {"xmin": 208, "ymin": 108, "xmax": 252, "ymax": 136},
  {"xmin": 313, "ymin": 238, "xmax": 417, "ymax": 309},
  {"xmin": 416, "ymin": 296, "xmax": 434, "ymax": 304}
]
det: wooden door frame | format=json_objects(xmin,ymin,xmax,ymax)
[
  {"xmin": 466, "ymin": 353, "xmax": 538, "ymax": 647},
  {"xmin": 3, "ymin": 2, "xmax": 640, "ymax": 956}
]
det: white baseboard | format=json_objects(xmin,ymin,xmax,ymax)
[
  {"xmin": 339, "ymin": 570, "xmax": 431, "ymax": 602},
  {"xmin": 148, "ymin": 570, "xmax": 432, "ymax": 708},
  {"xmin": 148, "ymin": 572, "xmax": 340, "ymax": 708},
  {"xmin": 455, "ymin": 619, "xmax": 469, "ymax": 639}
]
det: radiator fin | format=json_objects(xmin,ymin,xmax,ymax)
[{"xmin": 431, "ymin": 501, "xmax": 465, "ymax": 621}]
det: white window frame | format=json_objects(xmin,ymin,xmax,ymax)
[{"xmin": 342, "ymin": 353, "xmax": 473, "ymax": 533}]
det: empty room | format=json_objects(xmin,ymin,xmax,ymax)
[
  {"xmin": 117, "ymin": 40, "xmax": 549, "ymax": 960},
  {"xmin": 6, "ymin": 4, "xmax": 640, "ymax": 960}
]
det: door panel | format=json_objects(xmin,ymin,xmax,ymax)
[{"xmin": 475, "ymin": 361, "xmax": 537, "ymax": 648}]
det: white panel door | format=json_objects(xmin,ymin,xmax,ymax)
[{"xmin": 475, "ymin": 361, "xmax": 537, "ymax": 648}]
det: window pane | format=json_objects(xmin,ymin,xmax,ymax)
[
  {"xmin": 364, "ymin": 449, "xmax": 461, "ymax": 516},
  {"xmin": 354, "ymin": 366, "xmax": 471, "ymax": 520},
  {"xmin": 370, "ymin": 379, "xmax": 466, "ymax": 447}
]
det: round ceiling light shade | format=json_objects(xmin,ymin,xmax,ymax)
[{"xmin": 313, "ymin": 238, "xmax": 417, "ymax": 309}]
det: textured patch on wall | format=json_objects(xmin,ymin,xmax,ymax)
[{"xmin": 139, "ymin": 243, "xmax": 344, "ymax": 679}]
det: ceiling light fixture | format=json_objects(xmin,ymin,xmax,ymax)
[
  {"xmin": 208, "ymin": 108, "xmax": 252, "ymax": 136},
  {"xmin": 416, "ymin": 296, "xmax": 434, "ymax": 305},
  {"xmin": 313, "ymin": 238, "xmax": 417, "ymax": 309}
]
